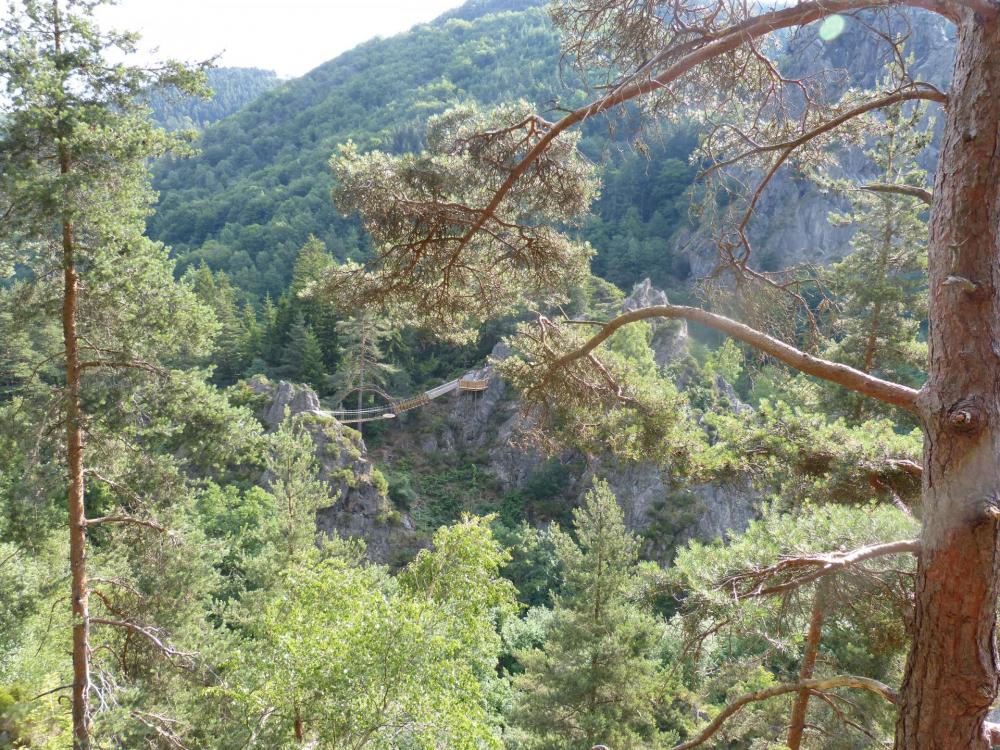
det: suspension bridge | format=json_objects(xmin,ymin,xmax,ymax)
[{"xmin": 325, "ymin": 377, "xmax": 490, "ymax": 424}]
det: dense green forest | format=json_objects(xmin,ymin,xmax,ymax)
[
  {"xmin": 148, "ymin": 0, "xmax": 700, "ymax": 298},
  {"xmin": 146, "ymin": 67, "xmax": 281, "ymax": 131},
  {"xmin": 5, "ymin": 0, "xmax": 1000, "ymax": 749}
]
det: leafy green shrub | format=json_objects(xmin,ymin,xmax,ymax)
[{"xmin": 370, "ymin": 467, "xmax": 389, "ymax": 498}]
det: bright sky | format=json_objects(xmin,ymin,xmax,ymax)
[{"xmin": 94, "ymin": 0, "xmax": 464, "ymax": 78}]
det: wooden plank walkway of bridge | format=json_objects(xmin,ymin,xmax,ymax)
[{"xmin": 325, "ymin": 377, "xmax": 489, "ymax": 424}]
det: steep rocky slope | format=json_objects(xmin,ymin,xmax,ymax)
[
  {"xmin": 247, "ymin": 377, "xmax": 420, "ymax": 563},
  {"xmin": 244, "ymin": 280, "xmax": 758, "ymax": 564},
  {"xmin": 676, "ymin": 11, "xmax": 953, "ymax": 278}
]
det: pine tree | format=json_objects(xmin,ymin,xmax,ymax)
[
  {"xmin": 290, "ymin": 236, "xmax": 340, "ymax": 371},
  {"xmin": 332, "ymin": 312, "xmax": 398, "ymax": 435},
  {"xmin": 280, "ymin": 314, "xmax": 328, "ymax": 391},
  {"xmin": 509, "ymin": 481, "xmax": 665, "ymax": 750},
  {"xmin": 0, "ymin": 3, "xmax": 213, "ymax": 746},
  {"xmin": 262, "ymin": 413, "xmax": 336, "ymax": 563},
  {"xmin": 238, "ymin": 301, "xmax": 263, "ymax": 374},
  {"xmin": 187, "ymin": 264, "xmax": 257, "ymax": 383},
  {"xmin": 259, "ymin": 293, "xmax": 280, "ymax": 363},
  {"xmin": 290, "ymin": 235, "xmax": 335, "ymax": 296},
  {"xmin": 814, "ymin": 99, "xmax": 932, "ymax": 420}
]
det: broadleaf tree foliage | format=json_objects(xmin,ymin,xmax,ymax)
[{"xmin": 329, "ymin": 0, "xmax": 1000, "ymax": 746}]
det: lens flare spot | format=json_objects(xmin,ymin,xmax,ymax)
[{"xmin": 818, "ymin": 15, "xmax": 847, "ymax": 41}]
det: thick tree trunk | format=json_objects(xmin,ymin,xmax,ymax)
[
  {"xmin": 787, "ymin": 583, "xmax": 826, "ymax": 750},
  {"xmin": 895, "ymin": 11, "xmax": 1000, "ymax": 749}
]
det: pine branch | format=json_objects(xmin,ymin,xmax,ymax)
[
  {"xmin": 672, "ymin": 675, "xmax": 898, "ymax": 750},
  {"xmin": 451, "ymin": 0, "xmax": 959, "ymax": 255},
  {"xmin": 84, "ymin": 514, "xmax": 166, "ymax": 533},
  {"xmin": 701, "ymin": 86, "xmax": 947, "ymax": 180},
  {"xmin": 90, "ymin": 618, "xmax": 195, "ymax": 666},
  {"xmin": 84, "ymin": 469, "xmax": 156, "ymax": 515},
  {"xmin": 890, "ymin": 459, "xmax": 923, "ymax": 476},
  {"xmin": 859, "ymin": 183, "xmax": 934, "ymax": 205},
  {"xmin": 78, "ymin": 359, "xmax": 165, "ymax": 376},
  {"xmin": 722, "ymin": 539, "xmax": 920, "ymax": 599},
  {"xmin": 130, "ymin": 710, "xmax": 191, "ymax": 750},
  {"xmin": 541, "ymin": 305, "xmax": 921, "ymax": 411}
]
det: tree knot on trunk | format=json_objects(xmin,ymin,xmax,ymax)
[
  {"xmin": 942, "ymin": 275, "xmax": 993, "ymax": 302},
  {"xmin": 947, "ymin": 397, "xmax": 988, "ymax": 434},
  {"xmin": 974, "ymin": 494, "xmax": 1000, "ymax": 523}
]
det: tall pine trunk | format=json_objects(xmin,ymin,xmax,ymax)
[
  {"xmin": 64, "ymin": 214, "xmax": 90, "ymax": 750},
  {"xmin": 895, "ymin": 11, "xmax": 1000, "ymax": 748},
  {"xmin": 53, "ymin": 4, "xmax": 90, "ymax": 746},
  {"xmin": 357, "ymin": 322, "xmax": 367, "ymax": 440}
]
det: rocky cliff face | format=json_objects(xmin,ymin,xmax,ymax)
[
  {"xmin": 247, "ymin": 281, "xmax": 757, "ymax": 562},
  {"xmin": 677, "ymin": 11, "xmax": 952, "ymax": 280},
  {"xmin": 401, "ymin": 280, "xmax": 758, "ymax": 558},
  {"xmin": 247, "ymin": 376, "xmax": 419, "ymax": 564},
  {"xmin": 624, "ymin": 278, "xmax": 690, "ymax": 368}
]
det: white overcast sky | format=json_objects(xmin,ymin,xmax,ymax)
[{"xmin": 93, "ymin": 1, "xmax": 464, "ymax": 78}]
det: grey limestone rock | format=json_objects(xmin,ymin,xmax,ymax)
[
  {"xmin": 248, "ymin": 376, "xmax": 416, "ymax": 564},
  {"xmin": 622, "ymin": 279, "xmax": 690, "ymax": 367},
  {"xmin": 436, "ymin": 345, "xmax": 758, "ymax": 560}
]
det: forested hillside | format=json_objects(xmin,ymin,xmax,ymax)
[
  {"xmin": 148, "ymin": 0, "xmax": 700, "ymax": 296},
  {"xmin": 8, "ymin": 0, "xmax": 1000, "ymax": 748},
  {"xmin": 146, "ymin": 67, "xmax": 281, "ymax": 130}
]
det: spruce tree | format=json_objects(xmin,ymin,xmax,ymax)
[
  {"xmin": 332, "ymin": 312, "xmax": 398, "ymax": 434},
  {"xmin": 262, "ymin": 413, "xmax": 336, "ymax": 563},
  {"xmin": 290, "ymin": 236, "xmax": 339, "ymax": 371},
  {"xmin": 279, "ymin": 314, "xmax": 328, "ymax": 392},
  {"xmin": 509, "ymin": 481, "xmax": 665, "ymax": 750},
  {"xmin": 188, "ymin": 264, "xmax": 258, "ymax": 383}
]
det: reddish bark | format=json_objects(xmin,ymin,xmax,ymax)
[
  {"xmin": 52, "ymin": 3, "xmax": 90, "ymax": 746},
  {"xmin": 895, "ymin": 9, "xmax": 1000, "ymax": 748},
  {"xmin": 787, "ymin": 583, "xmax": 827, "ymax": 750},
  {"xmin": 64, "ymin": 204, "xmax": 91, "ymax": 750}
]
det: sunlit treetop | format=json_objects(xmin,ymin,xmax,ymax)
[{"xmin": 327, "ymin": 101, "xmax": 599, "ymax": 340}]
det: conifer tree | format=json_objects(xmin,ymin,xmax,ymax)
[
  {"xmin": 291, "ymin": 235, "xmax": 336, "ymax": 297},
  {"xmin": 509, "ymin": 481, "xmax": 665, "ymax": 750},
  {"xmin": 262, "ymin": 413, "xmax": 336, "ymax": 563},
  {"xmin": 290, "ymin": 236, "xmax": 339, "ymax": 371},
  {"xmin": 239, "ymin": 301, "xmax": 263, "ymax": 372},
  {"xmin": 188, "ymin": 264, "xmax": 258, "ymax": 383},
  {"xmin": 0, "ymin": 3, "xmax": 213, "ymax": 746},
  {"xmin": 332, "ymin": 311, "xmax": 398, "ymax": 434},
  {"xmin": 280, "ymin": 314, "xmax": 328, "ymax": 390},
  {"xmin": 813, "ymin": 99, "xmax": 931, "ymax": 420}
]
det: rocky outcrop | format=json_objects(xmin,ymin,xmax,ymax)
[
  {"xmin": 414, "ymin": 317, "xmax": 758, "ymax": 557},
  {"xmin": 255, "ymin": 379, "xmax": 322, "ymax": 429},
  {"xmin": 245, "ymin": 278, "xmax": 758, "ymax": 563},
  {"xmin": 674, "ymin": 11, "xmax": 952, "ymax": 281},
  {"xmin": 623, "ymin": 278, "xmax": 690, "ymax": 367},
  {"xmin": 247, "ymin": 376, "xmax": 417, "ymax": 564},
  {"xmin": 420, "ymin": 344, "xmax": 550, "ymax": 490}
]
